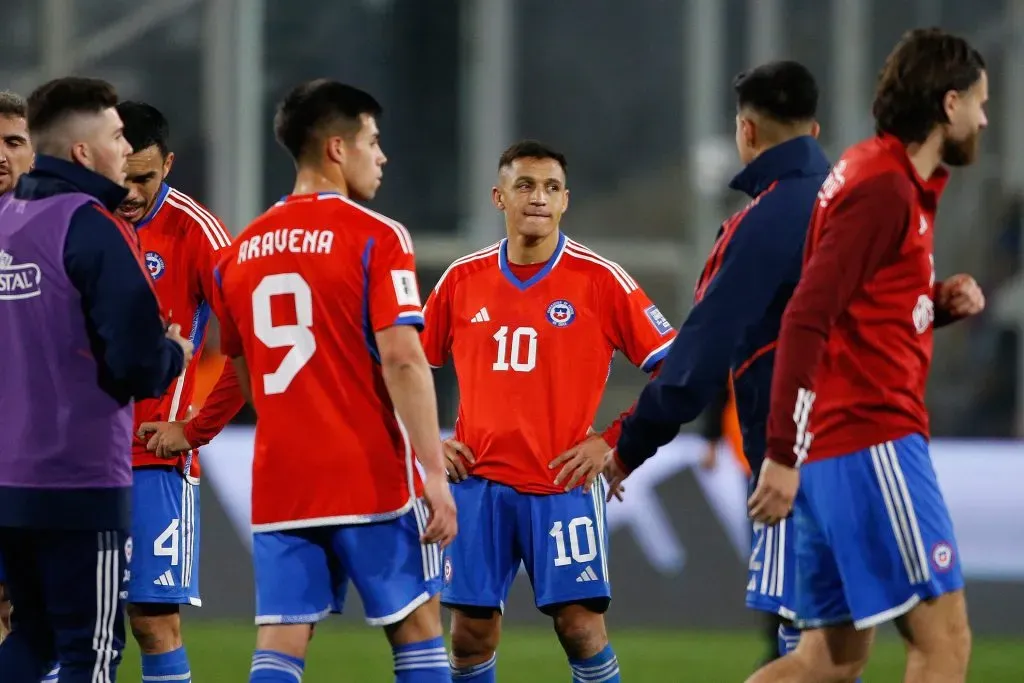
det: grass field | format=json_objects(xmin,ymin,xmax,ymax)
[{"xmin": 117, "ymin": 622, "xmax": 1024, "ymax": 681}]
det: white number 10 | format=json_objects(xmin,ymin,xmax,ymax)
[
  {"xmin": 549, "ymin": 517, "xmax": 598, "ymax": 566},
  {"xmin": 492, "ymin": 325, "xmax": 537, "ymax": 372},
  {"xmin": 252, "ymin": 273, "xmax": 316, "ymax": 395}
]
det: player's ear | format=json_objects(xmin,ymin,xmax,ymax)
[
  {"xmin": 492, "ymin": 186, "xmax": 504, "ymax": 211},
  {"xmin": 163, "ymin": 151, "xmax": 175, "ymax": 178},
  {"xmin": 562, "ymin": 188, "xmax": 569, "ymax": 213},
  {"xmin": 809, "ymin": 121, "xmax": 821, "ymax": 140},
  {"xmin": 325, "ymin": 136, "xmax": 345, "ymax": 166}
]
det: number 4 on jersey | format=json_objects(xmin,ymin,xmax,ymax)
[{"xmin": 252, "ymin": 273, "xmax": 317, "ymax": 394}]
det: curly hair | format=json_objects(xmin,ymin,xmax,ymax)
[{"xmin": 872, "ymin": 28, "xmax": 985, "ymax": 144}]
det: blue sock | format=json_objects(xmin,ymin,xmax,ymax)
[
  {"xmin": 249, "ymin": 649, "xmax": 305, "ymax": 683},
  {"xmin": 393, "ymin": 636, "xmax": 450, "ymax": 682},
  {"xmin": 777, "ymin": 623, "xmax": 800, "ymax": 657},
  {"xmin": 40, "ymin": 664, "xmax": 60, "ymax": 682},
  {"xmin": 451, "ymin": 652, "xmax": 497, "ymax": 681},
  {"xmin": 142, "ymin": 647, "xmax": 191, "ymax": 682},
  {"xmin": 569, "ymin": 644, "xmax": 620, "ymax": 683}
]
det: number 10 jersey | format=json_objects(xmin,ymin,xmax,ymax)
[
  {"xmin": 213, "ymin": 192, "xmax": 426, "ymax": 530},
  {"xmin": 421, "ymin": 232, "xmax": 675, "ymax": 495}
]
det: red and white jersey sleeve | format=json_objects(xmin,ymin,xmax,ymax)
[
  {"xmin": 421, "ymin": 274, "xmax": 454, "ymax": 368},
  {"xmin": 597, "ymin": 262, "xmax": 676, "ymax": 372},
  {"xmin": 368, "ymin": 223, "xmax": 424, "ymax": 331}
]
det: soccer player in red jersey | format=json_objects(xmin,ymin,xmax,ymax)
[
  {"xmin": 422, "ymin": 140, "xmax": 675, "ymax": 682},
  {"xmin": 747, "ymin": 29, "xmax": 988, "ymax": 683},
  {"xmin": 109, "ymin": 101, "xmax": 244, "ymax": 683},
  {"xmin": 211, "ymin": 80, "xmax": 457, "ymax": 683}
]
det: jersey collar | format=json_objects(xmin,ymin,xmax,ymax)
[
  {"xmin": 498, "ymin": 231, "xmax": 566, "ymax": 290},
  {"xmin": 135, "ymin": 182, "xmax": 171, "ymax": 229},
  {"xmin": 876, "ymin": 133, "xmax": 950, "ymax": 205}
]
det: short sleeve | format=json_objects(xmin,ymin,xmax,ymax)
[
  {"xmin": 603, "ymin": 272, "xmax": 676, "ymax": 372},
  {"xmin": 421, "ymin": 275, "xmax": 453, "ymax": 368},
  {"xmin": 368, "ymin": 224, "xmax": 424, "ymax": 332},
  {"xmin": 189, "ymin": 212, "xmax": 233, "ymax": 305},
  {"xmin": 211, "ymin": 261, "xmax": 244, "ymax": 359}
]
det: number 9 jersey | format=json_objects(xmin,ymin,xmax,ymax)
[
  {"xmin": 212, "ymin": 192, "xmax": 426, "ymax": 530},
  {"xmin": 421, "ymin": 233, "xmax": 676, "ymax": 494}
]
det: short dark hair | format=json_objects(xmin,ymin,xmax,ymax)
[
  {"xmin": 498, "ymin": 140, "xmax": 568, "ymax": 176},
  {"xmin": 26, "ymin": 77, "xmax": 118, "ymax": 140},
  {"xmin": 733, "ymin": 60, "xmax": 818, "ymax": 123},
  {"xmin": 873, "ymin": 28, "xmax": 986, "ymax": 144},
  {"xmin": 116, "ymin": 101, "xmax": 170, "ymax": 156},
  {"xmin": 0, "ymin": 91, "xmax": 27, "ymax": 119},
  {"xmin": 274, "ymin": 79, "xmax": 382, "ymax": 162}
]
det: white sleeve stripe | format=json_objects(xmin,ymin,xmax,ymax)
[
  {"xmin": 433, "ymin": 245, "xmax": 501, "ymax": 293},
  {"xmin": 320, "ymin": 194, "xmax": 413, "ymax": 253},
  {"xmin": 167, "ymin": 189, "xmax": 232, "ymax": 247},
  {"xmin": 165, "ymin": 194, "xmax": 231, "ymax": 250},
  {"xmin": 639, "ymin": 339, "xmax": 673, "ymax": 370},
  {"xmin": 565, "ymin": 240, "xmax": 638, "ymax": 289},
  {"xmin": 563, "ymin": 246, "xmax": 637, "ymax": 292}
]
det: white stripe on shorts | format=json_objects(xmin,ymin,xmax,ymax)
[{"xmin": 870, "ymin": 442, "xmax": 930, "ymax": 585}]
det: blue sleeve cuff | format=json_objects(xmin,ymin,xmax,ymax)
[
  {"xmin": 640, "ymin": 341, "xmax": 672, "ymax": 373},
  {"xmin": 393, "ymin": 311, "xmax": 425, "ymax": 330}
]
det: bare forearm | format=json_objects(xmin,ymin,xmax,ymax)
[{"xmin": 382, "ymin": 361, "xmax": 445, "ymax": 478}]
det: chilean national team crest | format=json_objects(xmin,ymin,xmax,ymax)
[
  {"xmin": 145, "ymin": 251, "xmax": 166, "ymax": 280},
  {"xmin": 443, "ymin": 557, "xmax": 453, "ymax": 584},
  {"xmin": 931, "ymin": 541, "xmax": 954, "ymax": 573},
  {"xmin": 546, "ymin": 299, "xmax": 576, "ymax": 327}
]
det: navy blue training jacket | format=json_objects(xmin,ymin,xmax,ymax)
[
  {"xmin": 14, "ymin": 156, "xmax": 184, "ymax": 404},
  {"xmin": 616, "ymin": 135, "xmax": 830, "ymax": 476}
]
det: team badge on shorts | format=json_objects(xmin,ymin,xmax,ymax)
[
  {"xmin": 145, "ymin": 251, "xmax": 166, "ymax": 280},
  {"xmin": 443, "ymin": 557, "xmax": 453, "ymax": 584},
  {"xmin": 931, "ymin": 542, "xmax": 954, "ymax": 572},
  {"xmin": 546, "ymin": 299, "xmax": 576, "ymax": 327},
  {"xmin": 124, "ymin": 536, "xmax": 133, "ymax": 563}
]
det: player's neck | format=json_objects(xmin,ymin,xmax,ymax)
[
  {"xmin": 905, "ymin": 133, "xmax": 944, "ymax": 180},
  {"xmin": 506, "ymin": 230, "xmax": 560, "ymax": 265},
  {"xmin": 292, "ymin": 166, "xmax": 350, "ymax": 198}
]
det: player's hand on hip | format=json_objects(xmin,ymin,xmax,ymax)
[
  {"xmin": 601, "ymin": 451, "xmax": 627, "ymax": 503},
  {"xmin": 938, "ymin": 273, "xmax": 985, "ymax": 318},
  {"xmin": 550, "ymin": 434, "xmax": 609, "ymax": 493},
  {"xmin": 443, "ymin": 439, "xmax": 475, "ymax": 482},
  {"xmin": 421, "ymin": 475, "xmax": 458, "ymax": 549},
  {"xmin": 748, "ymin": 458, "xmax": 800, "ymax": 525},
  {"xmin": 137, "ymin": 421, "xmax": 193, "ymax": 458},
  {"xmin": 166, "ymin": 323, "xmax": 194, "ymax": 365}
]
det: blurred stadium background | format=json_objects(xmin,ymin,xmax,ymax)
[{"xmin": 4, "ymin": 0, "xmax": 1023, "ymax": 679}]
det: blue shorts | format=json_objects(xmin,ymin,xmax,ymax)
[
  {"xmin": 0, "ymin": 551, "xmax": 5, "ymax": 583},
  {"xmin": 442, "ymin": 476, "xmax": 611, "ymax": 613},
  {"xmin": 794, "ymin": 434, "xmax": 963, "ymax": 630},
  {"xmin": 746, "ymin": 517, "xmax": 796, "ymax": 620},
  {"xmin": 252, "ymin": 499, "xmax": 442, "ymax": 626},
  {"xmin": 127, "ymin": 467, "xmax": 201, "ymax": 606}
]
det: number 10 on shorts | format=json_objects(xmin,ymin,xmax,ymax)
[{"xmin": 549, "ymin": 517, "xmax": 598, "ymax": 566}]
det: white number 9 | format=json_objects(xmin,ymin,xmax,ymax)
[{"xmin": 251, "ymin": 273, "xmax": 316, "ymax": 395}]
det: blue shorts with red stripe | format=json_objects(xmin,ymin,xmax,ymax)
[{"xmin": 792, "ymin": 433, "xmax": 963, "ymax": 630}]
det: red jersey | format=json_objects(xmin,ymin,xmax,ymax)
[
  {"xmin": 422, "ymin": 233, "xmax": 676, "ymax": 494},
  {"xmin": 767, "ymin": 135, "xmax": 950, "ymax": 466},
  {"xmin": 134, "ymin": 185, "xmax": 238, "ymax": 478},
  {"xmin": 212, "ymin": 192, "xmax": 426, "ymax": 531}
]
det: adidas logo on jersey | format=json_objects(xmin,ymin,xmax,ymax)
[
  {"xmin": 471, "ymin": 307, "xmax": 490, "ymax": 323},
  {"xmin": 575, "ymin": 566, "xmax": 599, "ymax": 583},
  {"xmin": 153, "ymin": 570, "xmax": 176, "ymax": 587}
]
